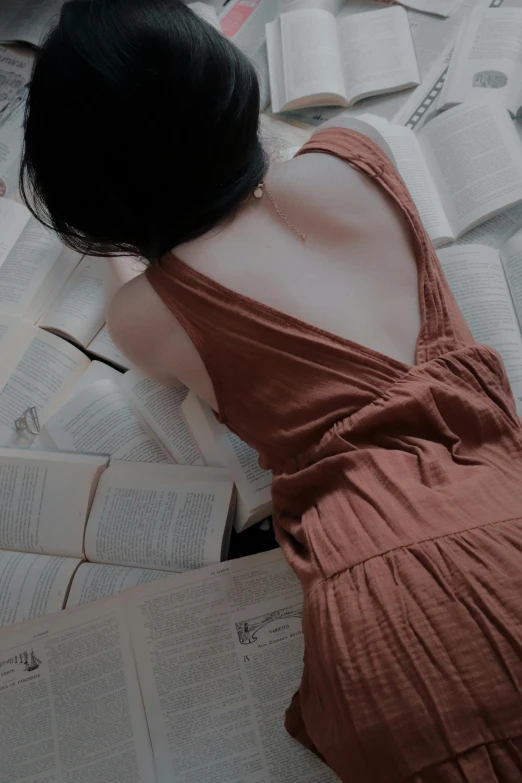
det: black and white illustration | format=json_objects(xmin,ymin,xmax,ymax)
[
  {"xmin": 0, "ymin": 649, "xmax": 42, "ymax": 673},
  {"xmin": 236, "ymin": 604, "xmax": 303, "ymax": 644},
  {"xmin": 472, "ymin": 70, "xmax": 508, "ymax": 89}
]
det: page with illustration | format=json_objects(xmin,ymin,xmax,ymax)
[
  {"xmin": 337, "ymin": 6, "xmax": 419, "ymax": 106},
  {"xmin": 0, "ymin": 45, "xmax": 32, "ymax": 198},
  {"xmin": 267, "ymin": 9, "xmax": 346, "ymax": 114},
  {"xmin": 38, "ymin": 255, "xmax": 108, "ymax": 347},
  {"xmin": 128, "ymin": 549, "xmax": 340, "ymax": 783},
  {"xmin": 0, "ymin": 329, "xmax": 91, "ymax": 447},
  {"xmin": 357, "ymin": 113, "xmax": 453, "ymax": 246},
  {"xmin": 84, "ymin": 461, "xmax": 236, "ymax": 571},
  {"xmin": 437, "ymin": 244, "xmax": 522, "ymax": 413},
  {"xmin": 0, "ymin": 550, "xmax": 81, "ymax": 628},
  {"xmin": 419, "ymin": 99, "xmax": 522, "ymax": 239},
  {"xmin": 441, "ymin": 0, "xmax": 522, "ymax": 117},
  {"xmin": 119, "ymin": 371, "xmax": 205, "ymax": 466},
  {"xmin": 42, "ymin": 378, "xmax": 174, "ymax": 463},
  {"xmin": 0, "ymin": 448, "xmax": 108, "ymax": 558},
  {"xmin": 0, "ymin": 595, "xmax": 156, "ymax": 783}
]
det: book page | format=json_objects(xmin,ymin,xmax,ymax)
[
  {"xmin": 454, "ymin": 201, "xmax": 522, "ymax": 249},
  {"xmin": 0, "ymin": 315, "xmax": 35, "ymax": 380},
  {"xmin": 279, "ymin": 0, "xmax": 344, "ymax": 14},
  {"xmin": 358, "ymin": 113, "xmax": 453, "ymax": 246},
  {"xmin": 182, "ymin": 393, "xmax": 272, "ymax": 530},
  {"xmin": 39, "ymin": 256, "xmax": 108, "ymax": 347},
  {"xmin": 0, "ymin": 448, "xmax": 108, "ymax": 558},
  {"xmin": 0, "ymin": 550, "xmax": 80, "ymax": 627},
  {"xmin": 394, "ymin": 0, "xmax": 459, "ymax": 17},
  {"xmin": 0, "ymin": 196, "xmax": 29, "ymax": 261},
  {"xmin": 338, "ymin": 7, "xmax": 420, "ymax": 106},
  {"xmin": 280, "ymin": 9, "xmax": 346, "ymax": 109},
  {"xmin": 500, "ymin": 231, "xmax": 522, "ymax": 331},
  {"xmin": 441, "ymin": 1, "xmax": 522, "ymax": 116},
  {"xmin": 437, "ymin": 244, "xmax": 522, "ymax": 407},
  {"xmin": 266, "ymin": 17, "xmax": 288, "ymax": 115},
  {"xmin": 420, "ymin": 100, "xmax": 522, "ymax": 238},
  {"xmin": 0, "ymin": 0, "xmax": 65, "ymax": 46},
  {"xmin": 128, "ymin": 550, "xmax": 339, "ymax": 783},
  {"xmin": 0, "ymin": 597, "xmax": 156, "ymax": 782},
  {"xmin": 85, "ymin": 462, "xmax": 235, "ymax": 571},
  {"xmin": 0, "ymin": 218, "xmax": 64, "ymax": 318},
  {"xmin": 43, "ymin": 379, "xmax": 174, "ymax": 463},
  {"xmin": 120, "ymin": 371, "xmax": 205, "ymax": 466},
  {"xmin": 0, "ymin": 45, "xmax": 32, "ymax": 199},
  {"xmin": 0, "ymin": 330, "xmax": 90, "ymax": 447},
  {"xmin": 66, "ymin": 562, "xmax": 170, "ymax": 608},
  {"xmin": 88, "ymin": 324, "xmax": 129, "ymax": 369}
]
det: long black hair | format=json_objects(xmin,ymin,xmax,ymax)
[{"xmin": 20, "ymin": 0, "xmax": 267, "ymax": 262}]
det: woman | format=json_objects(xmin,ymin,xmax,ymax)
[{"xmin": 21, "ymin": 0, "xmax": 522, "ymax": 780}]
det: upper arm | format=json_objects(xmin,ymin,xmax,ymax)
[
  {"xmin": 313, "ymin": 116, "xmax": 396, "ymax": 167},
  {"xmin": 107, "ymin": 274, "xmax": 218, "ymax": 408}
]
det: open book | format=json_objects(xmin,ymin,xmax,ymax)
[
  {"xmin": 0, "ymin": 198, "xmax": 130, "ymax": 368},
  {"xmin": 182, "ymin": 391, "xmax": 272, "ymax": 532},
  {"xmin": 358, "ymin": 99, "xmax": 522, "ymax": 247},
  {"xmin": 0, "ymin": 0, "xmax": 64, "ymax": 47},
  {"xmin": 437, "ymin": 232, "xmax": 522, "ymax": 416},
  {"xmin": 266, "ymin": 5, "xmax": 419, "ymax": 113},
  {"xmin": 0, "ymin": 448, "xmax": 236, "ymax": 629},
  {"xmin": 440, "ymin": 0, "xmax": 522, "ymax": 118},
  {"xmin": 41, "ymin": 371, "xmax": 271, "ymax": 532},
  {"xmin": 0, "ymin": 548, "xmax": 339, "ymax": 783},
  {"xmin": 42, "ymin": 370, "xmax": 205, "ymax": 467}
]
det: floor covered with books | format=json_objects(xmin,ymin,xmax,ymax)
[{"xmin": 2, "ymin": 1, "xmax": 522, "ymax": 782}]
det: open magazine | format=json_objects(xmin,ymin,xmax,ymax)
[
  {"xmin": 437, "ymin": 232, "xmax": 522, "ymax": 414},
  {"xmin": 0, "ymin": 448, "xmax": 237, "ymax": 629},
  {"xmin": 0, "ymin": 0, "xmax": 64, "ymax": 47},
  {"xmin": 266, "ymin": 5, "xmax": 419, "ymax": 113},
  {"xmin": 0, "ymin": 548, "xmax": 339, "ymax": 783},
  {"xmin": 358, "ymin": 99, "xmax": 522, "ymax": 247},
  {"xmin": 440, "ymin": 0, "xmax": 522, "ymax": 117}
]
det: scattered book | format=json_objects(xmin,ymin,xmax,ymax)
[
  {"xmin": 266, "ymin": 5, "xmax": 419, "ymax": 113},
  {"xmin": 41, "ymin": 372, "xmax": 272, "ymax": 532},
  {"xmin": 182, "ymin": 391, "xmax": 272, "ymax": 532},
  {"xmin": 0, "ymin": 0, "xmax": 64, "ymax": 47},
  {"xmin": 42, "ymin": 372, "xmax": 204, "ymax": 467},
  {"xmin": 395, "ymin": 0, "xmax": 460, "ymax": 17},
  {"xmin": 0, "ymin": 198, "xmax": 129, "ymax": 367},
  {"xmin": 358, "ymin": 99, "xmax": 522, "ymax": 248},
  {"xmin": 0, "ymin": 548, "xmax": 339, "ymax": 782},
  {"xmin": 0, "ymin": 448, "xmax": 236, "ymax": 628},
  {"xmin": 440, "ymin": 0, "xmax": 522, "ymax": 117},
  {"xmin": 437, "ymin": 231, "xmax": 522, "ymax": 415}
]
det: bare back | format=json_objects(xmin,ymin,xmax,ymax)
[{"xmin": 108, "ymin": 122, "xmax": 421, "ymax": 407}]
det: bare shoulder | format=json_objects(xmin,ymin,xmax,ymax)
[{"xmin": 107, "ymin": 272, "xmax": 218, "ymax": 407}]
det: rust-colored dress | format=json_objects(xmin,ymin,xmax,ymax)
[{"xmin": 146, "ymin": 129, "xmax": 522, "ymax": 782}]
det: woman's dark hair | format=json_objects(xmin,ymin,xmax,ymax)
[{"xmin": 21, "ymin": 0, "xmax": 267, "ymax": 262}]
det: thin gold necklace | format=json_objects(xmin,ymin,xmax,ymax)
[{"xmin": 253, "ymin": 179, "xmax": 306, "ymax": 242}]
